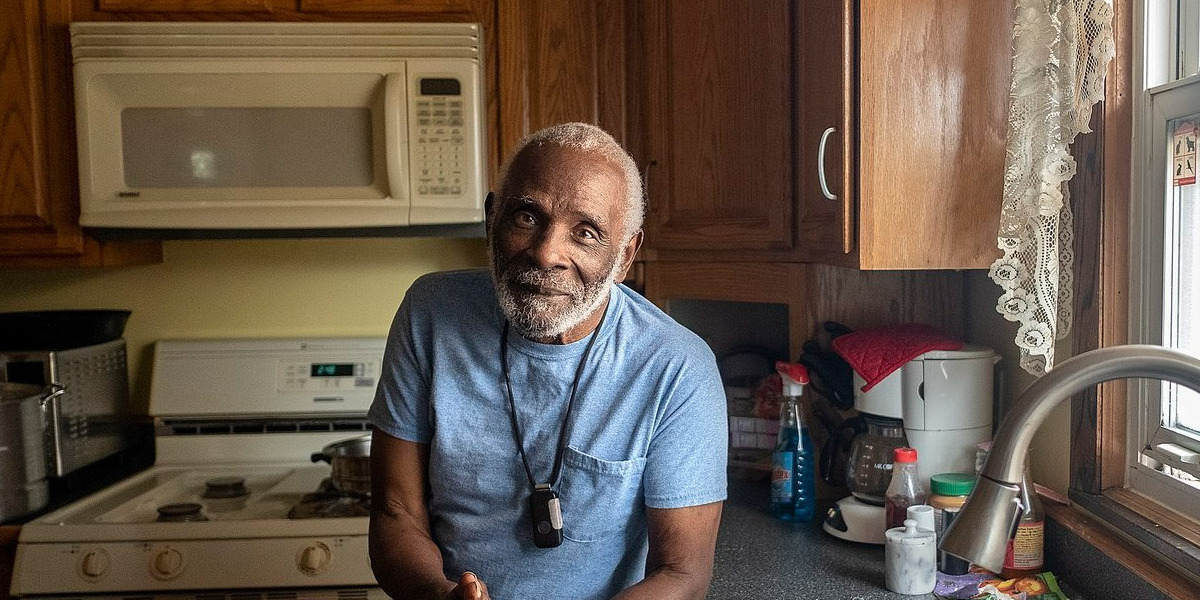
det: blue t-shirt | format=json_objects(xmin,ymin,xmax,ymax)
[{"xmin": 368, "ymin": 269, "xmax": 727, "ymax": 600}]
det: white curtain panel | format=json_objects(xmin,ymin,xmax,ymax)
[{"xmin": 991, "ymin": 0, "xmax": 1116, "ymax": 375}]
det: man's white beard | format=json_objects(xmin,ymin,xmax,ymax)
[{"xmin": 491, "ymin": 249, "xmax": 621, "ymax": 341}]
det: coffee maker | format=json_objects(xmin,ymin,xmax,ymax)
[{"xmin": 822, "ymin": 346, "xmax": 996, "ymax": 544}]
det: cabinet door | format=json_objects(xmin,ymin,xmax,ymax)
[
  {"xmin": 0, "ymin": 0, "xmax": 160, "ymax": 266},
  {"xmin": 856, "ymin": 0, "xmax": 1009, "ymax": 269},
  {"xmin": 0, "ymin": 1, "xmax": 50, "ymax": 236},
  {"xmin": 635, "ymin": 0, "xmax": 794, "ymax": 252},
  {"xmin": 796, "ymin": 0, "xmax": 856, "ymax": 265},
  {"xmin": 496, "ymin": 0, "xmax": 628, "ymax": 157}
]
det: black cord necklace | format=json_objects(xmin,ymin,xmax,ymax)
[{"xmin": 500, "ymin": 307, "xmax": 607, "ymax": 548}]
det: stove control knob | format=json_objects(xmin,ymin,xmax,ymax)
[
  {"xmin": 297, "ymin": 542, "xmax": 331, "ymax": 575},
  {"xmin": 150, "ymin": 547, "xmax": 186, "ymax": 580},
  {"xmin": 79, "ymin": 549, "xmax": 110, "ymax": 579}
]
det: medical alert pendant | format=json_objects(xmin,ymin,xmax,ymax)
[{"xmin": 530, "ymin": 484, "xmax": 563, "ymax": 548}]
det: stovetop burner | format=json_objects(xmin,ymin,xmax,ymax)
[
  {"xmin": 288, "ymin": 477, "xmax": 371, "ymax": 519},
  {"xmin": 156, "ymin": 502, "xmax": 209, "ymax": 522},
  {"xmin": 203, "ymin": 476, "xmax": 249, "ymax": 499}
]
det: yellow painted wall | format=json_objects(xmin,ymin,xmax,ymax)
[
  {"xmin": 1, "ymin": 241, "xmax": 1072, "ymax": 494},
  {"xmin": 0, "ymin": 237, "xmax": 487, "ymax": 411}
]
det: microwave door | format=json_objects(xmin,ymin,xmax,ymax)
[{"xmin": 75, "ymin": 68, "xmax": 408, "ymax": 230}]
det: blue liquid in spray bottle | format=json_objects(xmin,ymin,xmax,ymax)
[{"xmin": 770, "ymin": 361, "xmax": 816, "ymax": 522}]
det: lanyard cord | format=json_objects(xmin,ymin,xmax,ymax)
[{"xmin": 500, "ymin": 307, "xmax": 607, "ymax": 491}]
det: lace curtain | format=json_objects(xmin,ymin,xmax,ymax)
[{"xmin": 990, "ymin": 0, "xmax": 1116, "ymax": 375}]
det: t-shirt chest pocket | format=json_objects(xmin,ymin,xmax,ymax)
[{"xmin": 557, "ymin": 446, "xmax": 646, "ymax": 543}]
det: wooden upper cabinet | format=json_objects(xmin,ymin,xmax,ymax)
[
  {"xmin": 632, "ymin": 0, "xmax": 795, "ymax": 254},
  {"xmin": 796, "ymin": 0, "xmax": 855, "ymax": 262},
  {"xmin": 798, "ymin": 0, "xmax": 1013, "ymax": 270},
  {"xmin": 496, "ymin": 0, "xmax": 629, "ymax": 163},
  {"xmin": 0, "ymin": 0, "xmax": 159, "ymax": 267}
]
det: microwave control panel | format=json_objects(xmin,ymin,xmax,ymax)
[{"xmin": 412, "ymin": 77, "xmax": 467, "ymax": 197}]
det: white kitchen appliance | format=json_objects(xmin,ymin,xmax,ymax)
[
  {"xmin": 823, "ymin": 345, "xmax": 996, "ymax": 544},
  {"xmin": 70, "ymin": 22, "xmax": 485, "ymax": 236},
  {"xmin": 10, "ymin": 338, "xmax": 388, "ymax": 600}
]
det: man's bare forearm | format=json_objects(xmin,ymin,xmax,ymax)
[
  {"xmin": 609, "ymin": 562, "xmax": 713, "ymax": 600},
  {"xmin": 369, "ymin": 504, "xmax": 456, "ymax": 600}
]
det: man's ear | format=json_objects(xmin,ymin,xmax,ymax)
[
  {"xmin": 613, "ymin": 229, "xmax": 644, "ymax": 283},
  {"xmin": 484, "ymin": 191, "xmax": 496, "ymax": 234}
]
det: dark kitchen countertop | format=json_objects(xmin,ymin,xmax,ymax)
[{"xmin": 709, "ymin": 478, "xmax": 934, "ymax": 600}]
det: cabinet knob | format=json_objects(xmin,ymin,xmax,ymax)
[{"xmin": 818, "ymin": 127, "xmax": 838, "ymax": 201}]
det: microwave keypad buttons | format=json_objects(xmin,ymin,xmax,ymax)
[{"xmin": 414, "ymin": 97, "xmax": 467, "ymax": 196}]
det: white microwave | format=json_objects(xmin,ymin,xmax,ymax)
[{"xmin": 69, "ymin": 22, "xmax": 486, "ymax": 237}]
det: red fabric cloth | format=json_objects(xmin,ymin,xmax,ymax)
[{"xmin": 831, "ymin": 324, "xmax": 963, "ymax": 392}]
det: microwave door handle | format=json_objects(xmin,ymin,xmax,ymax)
[{"xmin": 384, "ymin": 73, "xmax": 407, "ymax": 201}]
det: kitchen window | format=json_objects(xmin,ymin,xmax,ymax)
[
  {"xmin": 1129, "ymin": 0, "xmax": 1200, "ymax": 521},
  {"xmin": 1065, "ymin": 0, "xmax": 1200, "ymax": 594}
]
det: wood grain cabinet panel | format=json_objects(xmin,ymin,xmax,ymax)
[
  {"xmin": 798, "ymin": 0, "xmax": 1013, "ymax": 270},
  {"xmin": 94, "ymin": 0, "xmax": 272, "ymax": 12},
  {"xmin": 0, "ymin": 0, "xmax": 160, "ymax": 267},
  {"xmin": 496, "ymin": 0, "xmax": 628, "ymax": 159},
  {"xmin": 632, "ymin": 0, "xmax": 795, "ymax": 253},
  {"xmin": 298, "ymin": 0, "xmax": 474, "ymax": 15},
  {"xmin": 639, "ymin": 0, "xmax": 1011, "ymax": 270},
  {"xmin": 0, "ymin": 0, "xmax": 49, "ymax": 233}
]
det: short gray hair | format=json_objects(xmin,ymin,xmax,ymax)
[{"xmin": 496, "ymin": 123, "xmax": 644, "ymax": 243}]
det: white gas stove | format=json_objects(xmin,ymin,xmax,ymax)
[{"xmin": 10, "ymin": 338, "xmax": 389, "ymax": 600}]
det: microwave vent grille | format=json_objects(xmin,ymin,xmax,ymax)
[{"xmin": 70, "ymin": 22, "xmax": 482, "ymax": 61}]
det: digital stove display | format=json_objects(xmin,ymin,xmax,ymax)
[{"xmin": 311, "ymin": 363, "xmax": 354, "ymax": 377}]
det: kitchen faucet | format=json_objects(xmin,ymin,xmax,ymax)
[{"xmin": 939, "ymin": 345, "xmax": 1200, "ymax": 573}]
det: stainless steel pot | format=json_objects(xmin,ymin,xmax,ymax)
[
  {"xmin": 0, "ymin": 383, "xmax": 63, "ymax": 522},
  {"xmin": 311, "ymin": 433, "xmax": 371, "ymax": 496}
]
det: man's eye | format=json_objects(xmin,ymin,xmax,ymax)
[
  {"xmin": 512, "ymin": 212, "xmax": 537, "ymax": 227},
  {"xmin": 575, "ymin": 228, "xmax": 599, "ymax": 241}
]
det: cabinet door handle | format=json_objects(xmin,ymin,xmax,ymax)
[{"xmin": 818, "ymin": 127, "xmax": 838, "ymax": 201}]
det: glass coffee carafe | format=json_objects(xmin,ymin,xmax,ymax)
[{"xmin": 845, "ymin": 414, "xmax": 909, "ymax": 505}]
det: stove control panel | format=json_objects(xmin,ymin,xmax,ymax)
[
  {"xmin": 277, "ymin": 359, "xmax": 380, "ymax": 392},
  {"xmin": 149, "ymin": 338, "xmax": 387, "ymax": 417}
]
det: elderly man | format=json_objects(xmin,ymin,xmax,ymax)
[{"xmin": 367, "ymin": 123, "xmax": 727, "ymax": 600}]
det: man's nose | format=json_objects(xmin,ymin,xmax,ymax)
[{"xmin": 525, "ymin": 227, "xmax": 572, "ymax": 269}]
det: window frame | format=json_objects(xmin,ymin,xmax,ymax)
[
  {"xmin": 1066, "ymin": 0, "xmax": 1200, "ymax": 593},
  {"xmin": 1129, "ymin": 74, "xmax": 1200, "ymax": 513}
]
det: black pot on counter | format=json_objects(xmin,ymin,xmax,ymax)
[
  {"xmin": 312, "ymin": 434, "xmax": 372, "ymax": 496},
  {"xmin": 0, "ymin": 383, "xmax": 64, "ymax": 523}
]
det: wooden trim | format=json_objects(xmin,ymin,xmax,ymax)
[
  {"xmin": 96, "ymin": 0, "xmax": 273, "ymax": 12},
  {"xmin": 1069, "ymin": 0, "xmax": 1132, "ymax": 496},
  {"xmin": 643, "ymin": 262, "xmax": 809, "ymax": 357},
  {"xmin": 1061, "ymin": 491, "xmax": 1200, "ymax": 599},
  {"xmin": 1106, "ymin": 488, "xmax": 1200, "ymax": 550}
]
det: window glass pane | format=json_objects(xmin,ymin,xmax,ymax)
[
  {"xmin": 1178, "ymin": 0, "xmax": 1200, "ymax": 79},
  {"xmin": 1164, "ymin": 113, "xmax": 1200, "ymax": 434},
  {"xmin": 121, "ymin": 108, "xmax": 375, "ymax": 188}
]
